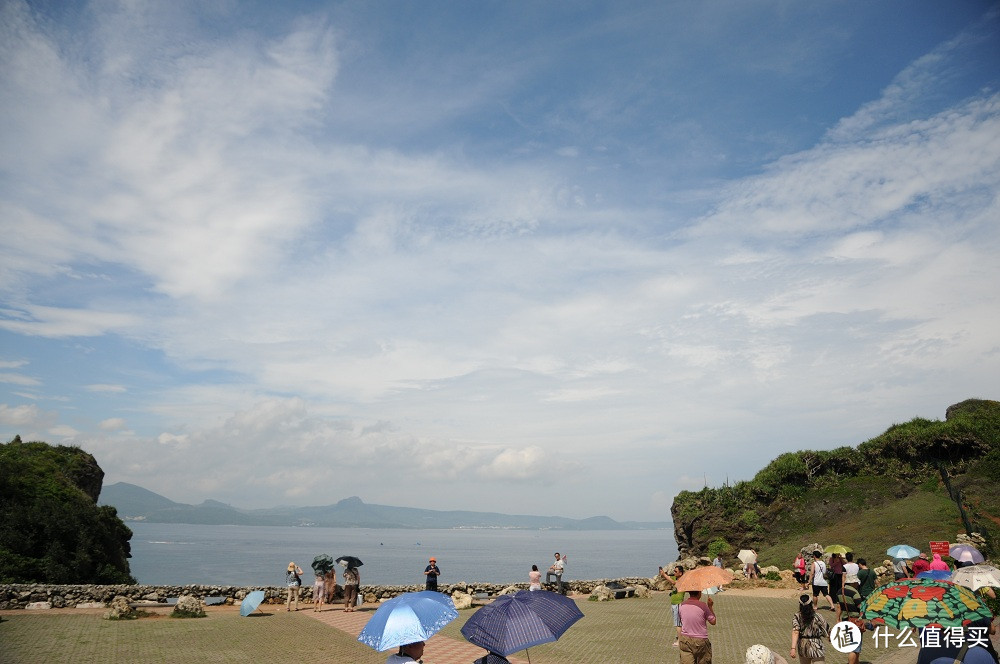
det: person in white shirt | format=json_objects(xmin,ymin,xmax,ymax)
[{"xmin": 546, "ymin": 552, "xmax": 567, "ymax": 593}]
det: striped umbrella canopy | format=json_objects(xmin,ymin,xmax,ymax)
[{"xmin": 461, "ymin": 590, "xmax": 583, "ymax": 659}]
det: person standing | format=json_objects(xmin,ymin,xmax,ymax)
[
  {"xmin": 810, "ymin": 551, "xmax": 835, "ymax": 611},
  {"xmin": 856, "ymin": 559, "xmax": 876, "ymax": 600},
  {"xmin": 929, "ymin": 553, "xmax": 950, "ymax": 572},
  {"xmin": 891, "ymin": 557, "xmax": 910, "ymax": 580},
  {"xmin": 713, "ymin": 555, "xmax": 723, "ymax": 569},
  {"xmin": 424, "ymin": 557, "xmax": 441, "ymax": 591},
  {"xmin": 911, "ymin": 552, "xmax": 931, "ymax": 576},
  {"xmin": 285, "ymin": 562, "xmax": 303, "ymax": 611},
  {"xmin": 794, "ymin": 552, "xmax": 808, "ymax": 590},
  {"xmin": 343, "ymin": 564, "xmax": 360, "ymax": 612},
  {"xmin": 791, "ymin": 593, "xmax": 830, "ymax": 663},
  {"xmin": 546, "ymin": 552, "xmax": 566, "ymax": 593},
  {"xmin": 324, "ymin": 567, "xmax": 337, "ymax": 606},
  {"xmin": 313, "ymin": 568, "xmax": 326, "ymax": 612},
  {"xmin": 828, "ymin": 553, "xmax": 845, "ymax": 621},
  {"xmin": 660, "ymin": 566, "xmax": 685, "ymax": 648},
  {"xmin": 678, "ymin": 589, "xmax": 716, "ymax": 664},
  {"xmin": 528, "ymin": 564, "xmax": 542, "ymax": 591}
]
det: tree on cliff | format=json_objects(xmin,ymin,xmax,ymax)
[{"xmin": 0, "ymin": 437, "xmax": 135, "ymax": 584}]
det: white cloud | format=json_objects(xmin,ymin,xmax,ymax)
[
  {"xmin": 0, "ymin": 403, "xmax": 44, "ymax": 426},
  {"xmin": 86, "ymin": 384, "xmax": 127, "ymax": 394},
  {"xmin": 100, "ymin": 418, "xmax": 126, "ymax": 431},
  {"xmin": 48, "ymin": 424, "xmax": 79, "ymax": 437},
  {"xmin": 0, "ymin": 372, "xmax": 39, "ymax": 386}
]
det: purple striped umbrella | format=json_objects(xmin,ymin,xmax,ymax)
[{"xmin": 461, "ymin": 590, "xmax": 583, "ymax": 662}]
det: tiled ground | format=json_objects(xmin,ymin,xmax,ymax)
[{"xmin": 2, "ymin": 589, "xmax": 990, "ymax": 663}]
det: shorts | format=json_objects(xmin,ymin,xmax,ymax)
[
  {"xmin": 812, "ymin": 584, "xmax": 829, "ymax": 597},
  {"xmin": 671, "ymin": 604, "xmax": 682, "ymax": 627}
]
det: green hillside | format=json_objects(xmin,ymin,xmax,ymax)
[
  {"xmin": 0, "ymin": 437, "xmax": 135, "ymax": 584},
  {"xmin": 671, "ymin": 398, "xmax": 1000, "ymax": 566}
]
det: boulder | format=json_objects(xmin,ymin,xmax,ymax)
[
  {"xmin": 26, "ymin": 602, "xmax": 51, "ymax": 610},
  {"xmin": 105, "ymin": 596, "xmax": 133, "ymax": 620},
  {"xmin": 450, "ymin": 591, "xmax": 473, "ymax": 610},
  {"xmin": 499, "ymin": 585, "xmax": 520, "ymax": 596},
  {"xmin": 172, "ymin": 595, "xmax": 205, "ymax": 617},
  {"xmin": 633, "ymin": 585, "xmax": 652, "ymax": 598},
  {"xmin": 589, "ymin": 585, "xmax": 614, "ymax": 602}
]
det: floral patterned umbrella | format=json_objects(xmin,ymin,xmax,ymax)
[{"xmin": 860, "ymin": 578, "xmax": 993, "ymax": 629}]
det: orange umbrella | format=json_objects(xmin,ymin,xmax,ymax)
[{"xmin": 674, "ymin": 566, "xmax": 734, "ymax": 592}]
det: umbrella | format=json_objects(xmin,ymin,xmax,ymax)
[
  {"xmin": 949, "ymin": 544, "xmax": 985, "ymax": 564},
  {"xmin": 675, "ymin": 566, "xmax": 734, "ymax": 592},
  {"xmin": 825, "ymin": 545, "xmax": 852, "ymax": 555},
  {"xmin": 240, "ymin": 590, "xmax": 266, "ymax": 617},
  {"xmin": 312, "ymin": 554, "xmax": 335, "ymax": 575},
  {"xmin": 950, "ymin": 564, "xmax": 1000, "ymax": 592},
  {"xmin": 337, "ymin": 555, "xmax": 364, "ymax": 568},
  {"xmin": 887, "ymin": 544, "xmax": 921, "ymax": 559},
  {"xmin": 461, "ymin": 590, "xmax": 583, "ymax": 661},
  {"xmin": 860, "ymin": 578, "xmax": 993, "ymax": 629},
  {"xmin": 737, "ymin": 549, "xmax": 756, "ymax": 565},
  {"xmin": 357, "ymin": 590, "xmax": 457, "ymax": 652},
  {"xmin": 916, "ymin": 570, "xmax": 953, "ymax": 581}
]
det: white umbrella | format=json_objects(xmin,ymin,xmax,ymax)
[
  {"xmin": 737, "ymin": 549, "xmax": 756, "ymax": 565},
  {"xmin": 950, "ymin": 564, "xmax": 1000, "ymax": 592}
]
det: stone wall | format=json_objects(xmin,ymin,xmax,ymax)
[{"xmin": 0, "ymin": 577, "xmax": 655, "ymax": 610}]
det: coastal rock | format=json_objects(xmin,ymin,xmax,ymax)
[
  {"xmin": 105, "ymin": 596, "xmax": 132, "ymax": 620},
  {"xmin": 499, "ymin": 585, "xmax": 520, "ymax": 596},
  {"xmin": 26, "ymin": 601, "xmax": 52, "ymax": 610},
  {"xmin": 633, "ymin": 585, "xmax": 651, "ymax": 598},
  {"xmin": 76, "ymin": 602, "xmax": 105, "ymax": 609},
  {"xmin": 589, "ymin": 585, "xmax": 614, "ymax": 601},
  {"xmin": 450, "ymin": 591, "xmax": 473, "ymax": 610},
  {"xmin": 172, "ymin": 595, "xmax": 205, "ymax": 617}
]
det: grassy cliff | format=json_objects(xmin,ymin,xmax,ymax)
[
  {"xmin": 0, "ymin": 437, "xmax": 135, "ymax": 584},
  {"xmin": 671, "ymin": 399, "xmax": 1000, "ymax": 567}
]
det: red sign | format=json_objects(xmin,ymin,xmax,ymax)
[{"xmin": 929, "ymin": 541, "xmax": 950, "ymax": 557}]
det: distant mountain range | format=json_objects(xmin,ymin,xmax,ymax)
[{"xmin": 98, "ymin": 482, "xmax": 671, "ymax": 531}]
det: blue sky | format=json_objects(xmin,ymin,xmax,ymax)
[{"xmin": 2, "ymin": 0, "xmax": 999, "ymax": 522}]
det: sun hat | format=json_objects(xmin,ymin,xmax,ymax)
[
  {"xmin": 799, "ymin": 593, "xmax": 812, "ymax": 606},
  {"xmin": 746, "ymin": 644, "xmax": 775, "ymax": 664},
  {"xmin": 288, "ymin": 562, "xmax": 297, "ymax": 571},
  {"xmin": 429, "ymin": 557, "xmax": 436, "ymax": 562}
]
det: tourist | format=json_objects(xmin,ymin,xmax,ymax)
[
  {"xmin": 324, "ymin": 567, "xmax": 337, "ymax": 605},
  {"xmin": 343, "ymin": 564, "xmax": 360, "ymax": 611},
  {"xmin": 855, "ymin": 558, "xmax": 876, "ymax": 600},
  {"xmin": 660, "ymin": 565, "xmax": 685, "ymax": 648},
  {"xmin": 285, "ymin": 561, "xmax": 303, "ymax": 611},
  {"xmin": 546, "ymin": 552, "xmax": 566, "ymax": 593},
  {"xmin": 956, "ymin": 550, "xmax": 977, "ymax": 569},
  {"xmin": 891, "ymin": 557, "xmax": 910, "ymax": 580},
  {"xmin": 791, "ymin": 593, "xmax": 830, "ymax": 663},
  {"xmin": 386, "ymin": 640, "xmax": 424, "ymax": 663},
  {"xmin": 424, "ymin": 557, "xmax": 441, "ymax": 591},
  {"xmin": 793, "ymin": 552, "xmax": 808, "ymax": 590},
  {"xmin": 746, "ymin": 549, "xmax": 759, "ymax": 579},
  {"xmin": 713, "ymin": 555, "xmax": 723, "ymax": 569},
  {"xmin": 839, "ymin": 584, "xmax": 867, "ymax": 664},
  {"xmin": 912, "ymin": 552, "xmax": 931, "ymax": 576},
  {"xmin": 809, "ymin": 551, "xmax": 834, "ymax": 611},
  {"xmin": 678, "ymin": 589, "xmax": 716, "ymax": 664},
  {"xmin": 746, "ymin": 643, "xmax": 789, "ymax": 664},
  {"xmin": 313, "ymin": 568, "xmax": 326, "ymax": 611},
  {"xmin": 528, "ymin": 564, "xmax": 542, "ymax": 591},
  {"xmin": 929, "ymin": 553, "xmax": 951, "ymax": 572},
  {"xmin": 828, "ymin": 552, "xmax": 844, "ymax": 621}
]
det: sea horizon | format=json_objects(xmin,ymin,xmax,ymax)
[{"xmin": 128, "ymin": 522, "xmax": 678, "ymax": 587}]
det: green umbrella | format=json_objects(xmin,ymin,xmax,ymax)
[
  {"xmin": 860, "ymin": 578, "xmax": 993, "ymax": 629},
  {"xmin": 825, "ymin": 545, "xmax": 852, "ymax": 555}
]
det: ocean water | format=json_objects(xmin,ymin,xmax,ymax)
[{"xmin": 127, "ymin": 522, "xmax": 678, "ymax": 587}]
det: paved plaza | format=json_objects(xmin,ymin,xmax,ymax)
[{"xmin": 0, "ymin": 588, "xmax": 973, "ymax": 663}]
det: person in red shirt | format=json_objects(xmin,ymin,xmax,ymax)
[{"xmin": 911, "ymin": 552, "xmax": 931, "ymax": 576}]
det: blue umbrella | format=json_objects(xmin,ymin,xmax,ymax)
[
  {"xmin": 461, "ymin": 590, "xmax": 583, "ymax": 660},
  {"xmin": 240, "ymin": 590, "xmax": 265, "ymax": 617},
  {"xmin": 357, "ymin": 591, "xmax": 458, "ymax": 652},
  {"xmin": 887, "ymin": 544, "xmax": 921, "ymax": 559},
  {"xmin": 916, "ymin": 570, "xmax": 953, "ymax": 581}
]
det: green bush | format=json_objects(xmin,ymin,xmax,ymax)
[{"xmin": 764, "ymin": 571, "xmax": 782, "ymax": 581}]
